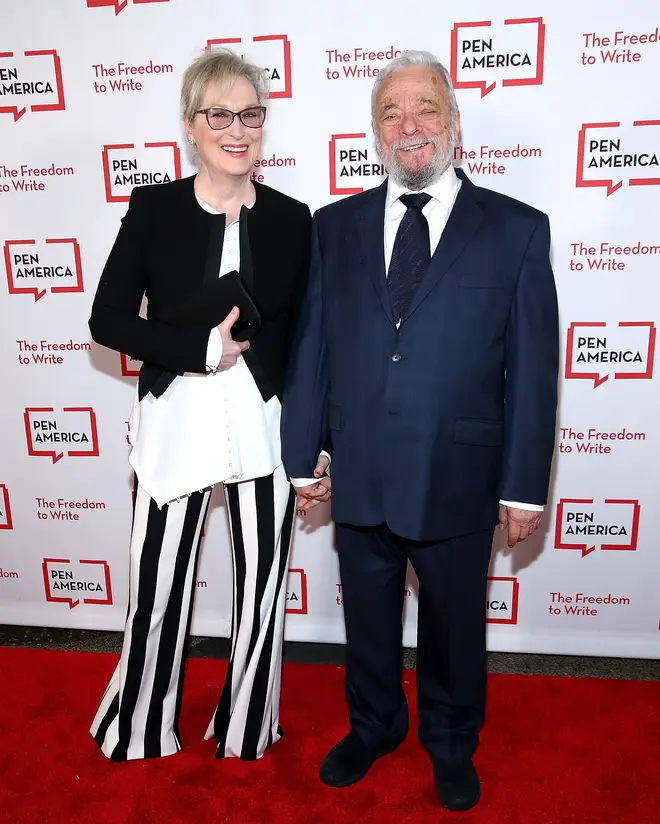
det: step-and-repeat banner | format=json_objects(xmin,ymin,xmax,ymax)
[{"xmin": 1, "ymin": 0, "xmax": 659, "ymax": 658}]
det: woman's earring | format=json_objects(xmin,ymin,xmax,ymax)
[{"xmin": 188, "ymin": 137, "xmax": 195, "ymax": 146}]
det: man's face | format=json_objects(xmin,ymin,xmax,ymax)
[{"xmin": 374, "ymin": 66, "xmax": 459, "ymax": 189}]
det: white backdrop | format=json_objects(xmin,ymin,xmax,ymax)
[{"xmin": 1, "ymin": 0, "xmax": 659, "ymax": 659}]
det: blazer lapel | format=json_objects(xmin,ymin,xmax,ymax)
[
  {"xmin": 243, "ymin": 184, "xmax": 277, "ymax": 400},
  {"xmin": 355, "ymin": 179, "xmax": 395, "ymax": 327},
  {"xmin": 401, "ymin": 171, "xmax": 485, "ymax": 323},
  {"xmin": 238, "ymin": 204, "xmax": 254, "ymax": 290},
  {"xmin": 246, "ymin": 184, "xmax": 270, "ymax": 301}
]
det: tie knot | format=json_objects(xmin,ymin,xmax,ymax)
[{"xmin": 400, "ymin": 192, "xmax": 431, "ymax": 211}]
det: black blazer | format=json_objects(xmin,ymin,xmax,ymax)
[{"xmin": 89, "ymin": 175, "xmax": 312, "ymax": 403}]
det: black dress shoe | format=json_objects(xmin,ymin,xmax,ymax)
[
  {"xmin": 319, "ymin": 730, "xmax": 402, "ymax": 788},
  {"xmin": 431, "ymin": 758, "xmax": 480, "ymax": 812}
]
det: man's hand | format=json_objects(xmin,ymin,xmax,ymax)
[
  {"xmin": 499, "ymin": 505, "xmax": 543, "ymax": 548},
  {"xmin": 313, "ymin": 453, "xmax": 331, "ymax": 479},
  {"xmin": 216, "ymin": 306, "xmax": 250, "ymax": 371},
  {"xmin": 296, "ymin": 454, "xmax": 331, "ymax": 515}
]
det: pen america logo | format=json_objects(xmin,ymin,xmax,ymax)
[
  {"xmin": 42, "ymin": 558, "xmax": 113, "ymax": 609},
  {"xmin": 554, "ymin": 498, "xmax": 641, "ymax": 557},
  {"xmin": 87, "ymin": 0, "xmax": 169, "ymax": 15},
  {"xmin": 4, "ymin": 238, "xmax": 83, "ymax": 301},
  {"xmin": 0, "ymin": 485, "xmax": 12, "ymax": 530},
  {"xmin": 0, "ymin": 50, "xmax": 65, "ymax": 121},
  {"xmin": 450, "ymin": 17, "xmax": 545, "ymax": 97},
  {"xmin": 24, "ymin": 407, "xmax": 100, "ymax": 463},
  {"xmin": 577, "ymin": 120, "xmax": 660, "ymax": 195},
  {"xmin": 207, "ymin": 35, "xmax": 292, "ymax": 98},
  {"xmin": 102, "ymin": 142, "xmax": 181, "ymax": 202},
  {"xmin": 486, "ymin": 577, "xmax": 519, "ymax": 624},
  {"xmin": 565, "ymin": 321, "xmax": 656, "ymax": 387},
  {"xmin": 285, "ymin": 568, "xmax": 308, "ymax": 614},
  {"xmin": 329, "ymin": 133, "xmax": 385, "ymax": 195}
]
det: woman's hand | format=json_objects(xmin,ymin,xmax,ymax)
[{"xmin": 216, "ymin": 306, "xmax": 250, "ymax": 371}]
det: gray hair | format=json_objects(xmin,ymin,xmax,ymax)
[
  {"xmin": 180, "ymin": 48, "xmax": 269, "ymax": 122},
  {"xmin": 371, "ymin": 50, "xmax": 459, "ymax": 128}
]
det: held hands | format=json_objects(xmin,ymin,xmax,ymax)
[
  {"xmin": 296, "ymin": 454, "xmax": 332, "ymax": 516},
  {"xmin": 216, "ymin": 306, "xmax": 250, "ymax": 371},
  {"xmin": 499, "ymin": 505, "xmax": 543, "ymax": 548}
]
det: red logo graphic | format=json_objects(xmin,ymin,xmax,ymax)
[
  {"xmin": 120, "ymin": 353, "xmax": 142, "ymax": 376},
  {"xmin": 555, "ymin": 498, "xmax": 641, "ymax": 557},
  {"xmin": 286, "ymin": 568, "xmax": 308, "ymax": 614},
  {"xmin": 450, "ymin": 17, "xmax": 545, "ymax": 97},
  {"xmin": 577, "ymin": 120, "xmax": 660, "ymax": 196},
  {"xmin": 0, "ymin": 485, "xmax": 13, "ymax": 530},
  {"xmin": 0, "ymin": 50, "xmax": 65, "ymax": 121},
  {"xmin": 207, "ymin": 35, "xmax": 292, "ymax": 98},
  {"xmin": 4, "ymin": 238, "xmax": 83, "ymax": 301},
  {"xmin": 487, "ymin": 576, "xmax": 519, "ymax": 624},
  {"xmin": 329, "ymin": 133, "xmax": 384, "ymax": 195},
  {"xmin": 565, "ymin": 321, "xmax": 656, "ymax": 387},
  {"xmin": 24, "ymin": 407, "xmax": 100, "ymax": 463},
  {"xmin": 42, "ymin": 558, "xmax": 113, "ymax": 609},
  {"xmin": 102, "ymin": 142, "xmax": 181, "ymax": 202},
  {"xmin": 87, "ymin": 0, "xmax": 169, "ymax": 14}
]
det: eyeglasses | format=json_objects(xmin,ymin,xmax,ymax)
[{"xmin": 195, "ymin": 105, "xmax": 266, "ymax": 130}]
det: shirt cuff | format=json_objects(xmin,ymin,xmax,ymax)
[
  {"xmin": 499, "ymin": 500, "xmax": 544, "ymax": 512},
  {"xmin": 290, "ymin": 452, "xmax": 332, "ymax": 487},
  {"xmin": 205, "ymin": 327, "xmax": 223, "ymax": 372},
  {"xmin": 290, "ymin": 476, "xmax": 319, "ymax": 488}
]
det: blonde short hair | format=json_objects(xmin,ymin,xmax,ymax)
[{"xmin": 181, "ymin": 48, "xmax": 269, "ymax": 122}]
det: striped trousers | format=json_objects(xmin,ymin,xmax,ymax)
[{"xmin": 90, "ymin": 463, "xmax": 295, "ymax": 761}]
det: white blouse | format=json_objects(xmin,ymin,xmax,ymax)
[{"xmin": 127, "ymin": 195, "xmax": 283, "ymax": 508}]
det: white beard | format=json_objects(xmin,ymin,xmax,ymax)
[{"xmin": 376, "ymin": 133, "xmax": 454, "ymax": 190}]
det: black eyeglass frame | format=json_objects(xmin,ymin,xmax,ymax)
[{"xmin": 194, "ymin": 105, "xmax": 267, "ymax": 130}]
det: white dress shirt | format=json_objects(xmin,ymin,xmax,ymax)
[
  {"xmin": 293, "ymin": 167, "xmax": 542, "ymax": 512},
  {"xmin": 127, "ymin": 195, "xmax": 283, "ymax": 508}
]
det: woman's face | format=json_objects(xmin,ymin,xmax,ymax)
[{"xmin": 186, "ymin": 74, "xmax": 263, "ymax": 181}]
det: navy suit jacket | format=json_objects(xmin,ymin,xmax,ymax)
[{"xmin": 281, "ymin": 170, "xmax": 559, "ymax": 541}]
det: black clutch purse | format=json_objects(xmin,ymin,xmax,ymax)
[{"xmin": 159, "ymin": 269, "xmax": 262, "ymax": 342}]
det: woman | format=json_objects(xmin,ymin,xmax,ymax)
[{"xmin": 88, "ymin": 49, "xmax": 319, "ymax": 762}]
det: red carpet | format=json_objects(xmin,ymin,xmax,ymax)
[{"xmin": 0, "ymin": 648, "xmax": 658, "ymax": 824}]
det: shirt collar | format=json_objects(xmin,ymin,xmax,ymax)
[
  {"xmin": 386, "ymin": 164, "xmax": 460, "ymax": 209},
  {"xmin": 195, "ymin": 194, "xmax": 255, "ymax": 218}
]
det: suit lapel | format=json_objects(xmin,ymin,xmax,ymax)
[
  {"xmin": 238, "ymin": 204, "xmax": 254, "ymax": 290},
  {"xmin": 401, "ymin": 171, "xmax": 485, "ymax": 323},
  {"xmin": 246, "ymin": 182, "xmax": 270, "ymax": 301},
  {"xmin": 355, "ymin": 179, "xmax": 395, "ymax": 326},
  {"xmin": 186, "ymin": 177, "xmax": 253, "ymax": 288}
]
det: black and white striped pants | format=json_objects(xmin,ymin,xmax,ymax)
[{"xmin": 90, "ymin": 463, "xmax": 295, "ymax": 761}]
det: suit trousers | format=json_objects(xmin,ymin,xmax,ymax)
[
  {"xmin": 90, "ymin": 463, "xmax": 295, "ymax": 761},
  {"xmin": 336, "ymin": 522, "xmax": 495, "ymax": 762}
]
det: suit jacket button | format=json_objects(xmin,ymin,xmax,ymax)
[{"xmin": 391, "ymin": 353, "xmax": 402, "ymax": 362}]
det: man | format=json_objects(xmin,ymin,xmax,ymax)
[{"xmin": 282, "ymin": 51, "xmax": 558, "ymax": 812}]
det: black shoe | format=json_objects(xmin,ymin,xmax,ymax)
[
  {"xmin": 319, "ymin": 730, "xmax": 402, "ymax": 788},
  {"xmin": 431, "ymin": 758, "xmax": 480, "ymax": 812}
]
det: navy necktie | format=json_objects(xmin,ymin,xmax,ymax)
[{"xmin": 387, "ymin": 192, "xmax": 432, "ymax": 322}]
